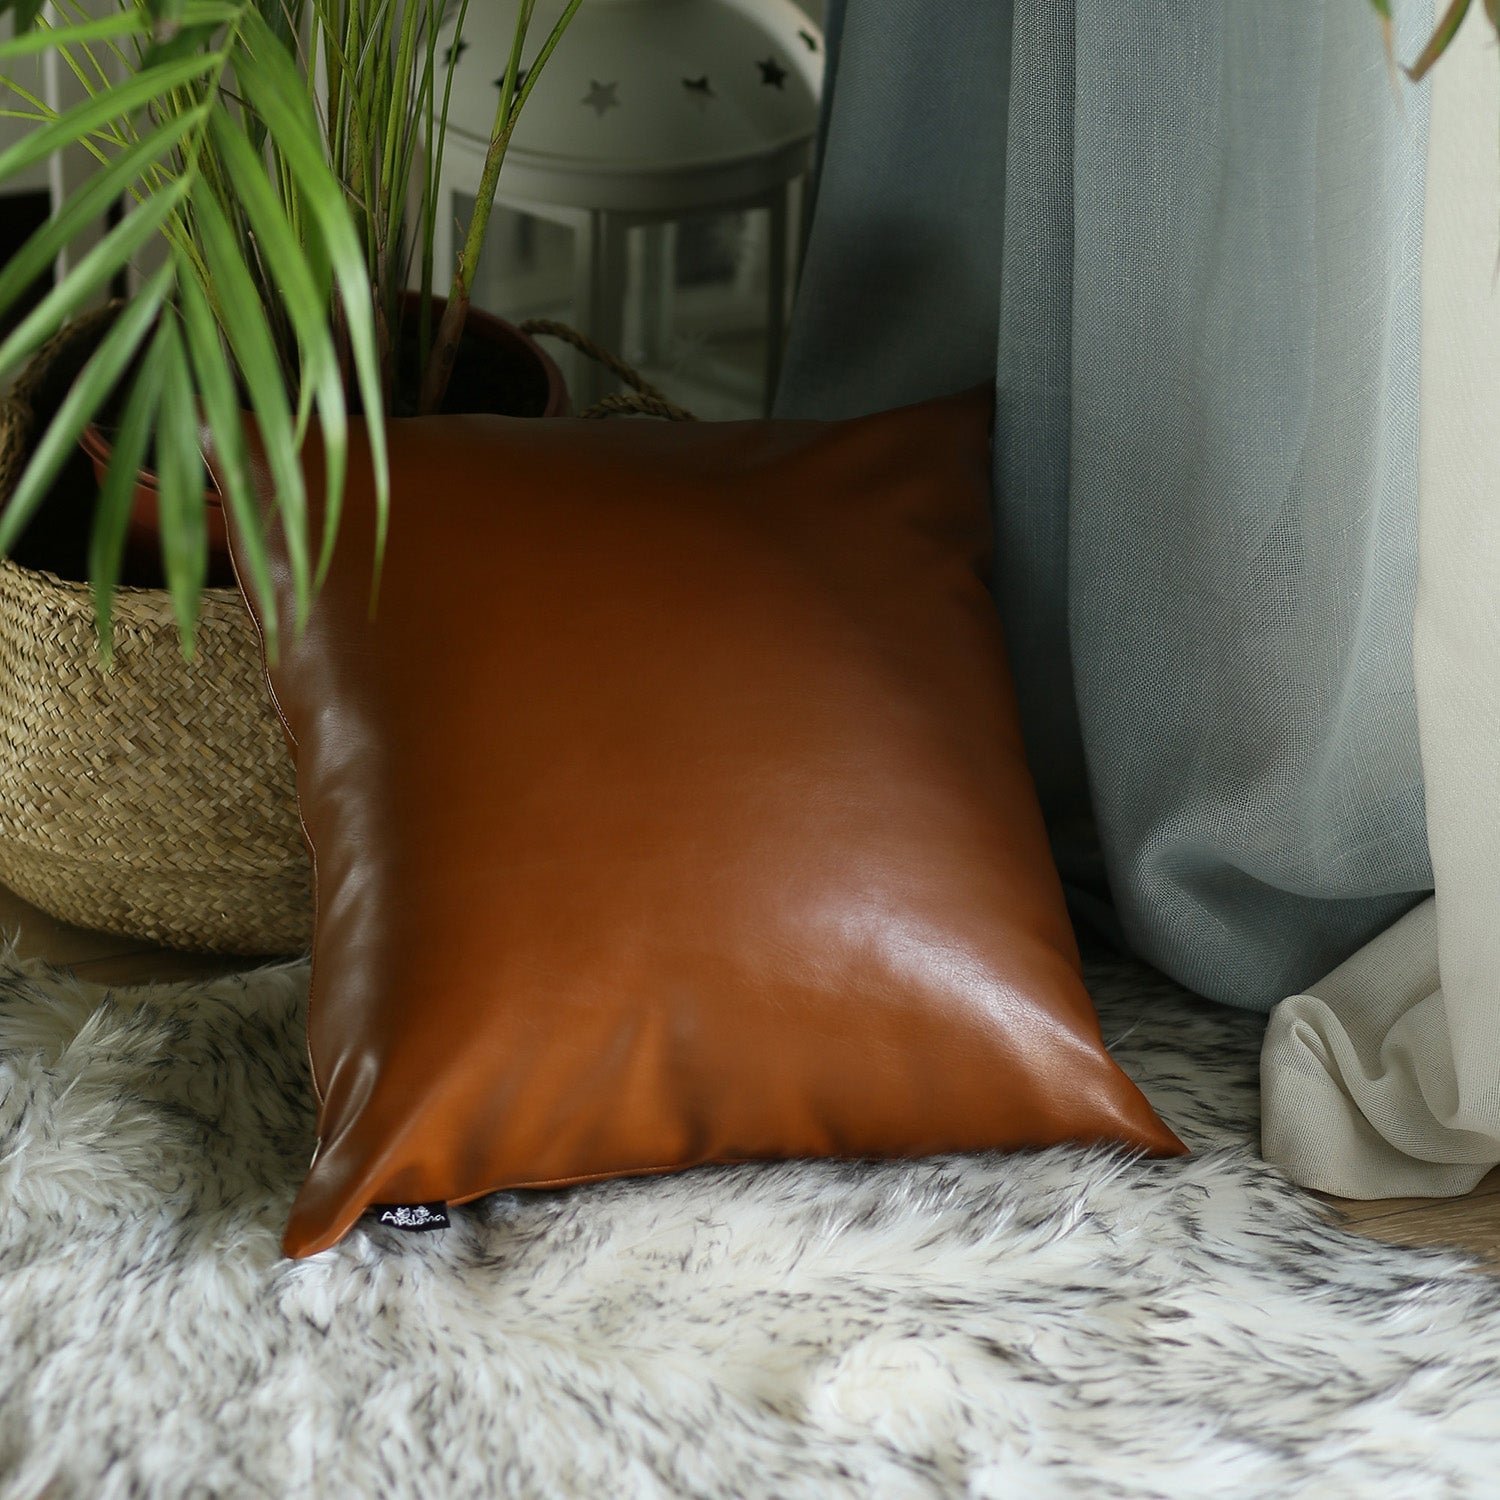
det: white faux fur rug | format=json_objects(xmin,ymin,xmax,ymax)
[{"xmin": 3, "ymin": 954, "xmax": 1499, "ymax": 1499}]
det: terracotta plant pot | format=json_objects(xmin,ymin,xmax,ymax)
[
  {"xmin": 78, "ymin": 418, "xmax": 232, "ymax": 583},
  {"xmin": 80, "ymin": 298, "xmax": 569, "ymax": 584}
]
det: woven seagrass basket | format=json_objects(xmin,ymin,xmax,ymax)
[{"xmin": 0, "ymin": 314, "xmax": 311, "ymax": 953}]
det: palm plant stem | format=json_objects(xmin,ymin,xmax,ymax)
[{"xmin": 417, "ymin": 0, "xmax": 582, "ymax": 415}]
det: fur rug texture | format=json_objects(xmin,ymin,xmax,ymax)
[{"xmin": 2, "ymin": 953, "xmax": 1499, "ymax": 1500}]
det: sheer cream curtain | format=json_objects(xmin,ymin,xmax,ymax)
[{"xmin": 1260, "ymin": 16, "xmax": 1500, "ymax": 1198}]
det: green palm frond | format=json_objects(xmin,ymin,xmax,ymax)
[
  {"xmin": 0, "ymin": 0, "xmax": 386, "ymax": 657},
  {"xmin": 1369, "ymin": 0, "xmax": 1499, "ymax": 78},
  {"xmin": 1408, "ymin": 0, "xmax": 1474, "ymax": 81},
  {"xmin": 0, "ymin": 0, "xmax": 575, "ymax": 655}
]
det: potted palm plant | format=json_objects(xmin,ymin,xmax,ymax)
[
  {"xmin": 0, "ymin": 0, "xmax": 580, "ymax": 658},
  {"xmin": 0, "ymin": 0, "xmax": 582, "ymax": 955}
]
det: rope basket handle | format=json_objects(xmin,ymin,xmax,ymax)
[
  {"xmin": 518, "ymin": 318, "xmax": 697, "ymax": 423},
  {"xmin": 0, "ymin": 302, "xmax": 125, "ymax": 505},
  {"xmin": 2, "ymin": 308, "xmax": 692, "ymax": 514}
]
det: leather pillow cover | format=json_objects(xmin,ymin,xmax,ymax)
[{"xmin": 228, "ymin": 389, "xmax": 1184, "ymax": 1259}]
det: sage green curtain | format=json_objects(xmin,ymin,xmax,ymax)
[{"xmin": 777, "ymin": 0, "xmax": 1435, "ymax": 1012}]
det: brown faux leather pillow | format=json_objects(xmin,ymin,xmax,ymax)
[{"xmin": 228, "ymin": 389, "xmax": 1184, "ymax": 1259}]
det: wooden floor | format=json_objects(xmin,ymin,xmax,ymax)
[
  {"xmin": 1320, "ymin": 1170, "xmax": 1500, "ymax": 1266},
  {"xmin": 2, "ymin": 882, "xmax": 1496, "ymax": 1268}
]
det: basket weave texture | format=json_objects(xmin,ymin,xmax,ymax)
[{"xmin": 0, "ymin": 317, "xmax": 310, "ymax": 953}]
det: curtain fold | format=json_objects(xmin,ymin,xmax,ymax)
[{"xmin": 778, "ymin": 0, "xmax": 1434, "ymax": 1014}]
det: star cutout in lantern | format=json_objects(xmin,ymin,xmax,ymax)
[
  {"xmin": 682, "ymin": 75, "xmax": 715, "ymax": 109},
  {"xmin": 444, "ymin": 39, "xmax": 468, "ymax": 66},
  {"xmin": 757, "ymin": 56, "xmax": 788, "ymax": 89},
  {"xmin": 495, "ymin": 68, "xmax": 527, "ymax": 94},
  {"xmin": 581, "ymin": 79, "xmax": 620, "ymax": 116},
  {"xmin": 798, "ymin": 29, "xmax": 819, "ymax": 52}
]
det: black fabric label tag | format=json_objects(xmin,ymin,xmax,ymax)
[{"xmin": 368, "ymin": 1202, "xmax": 451, "ymax": 1233}]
